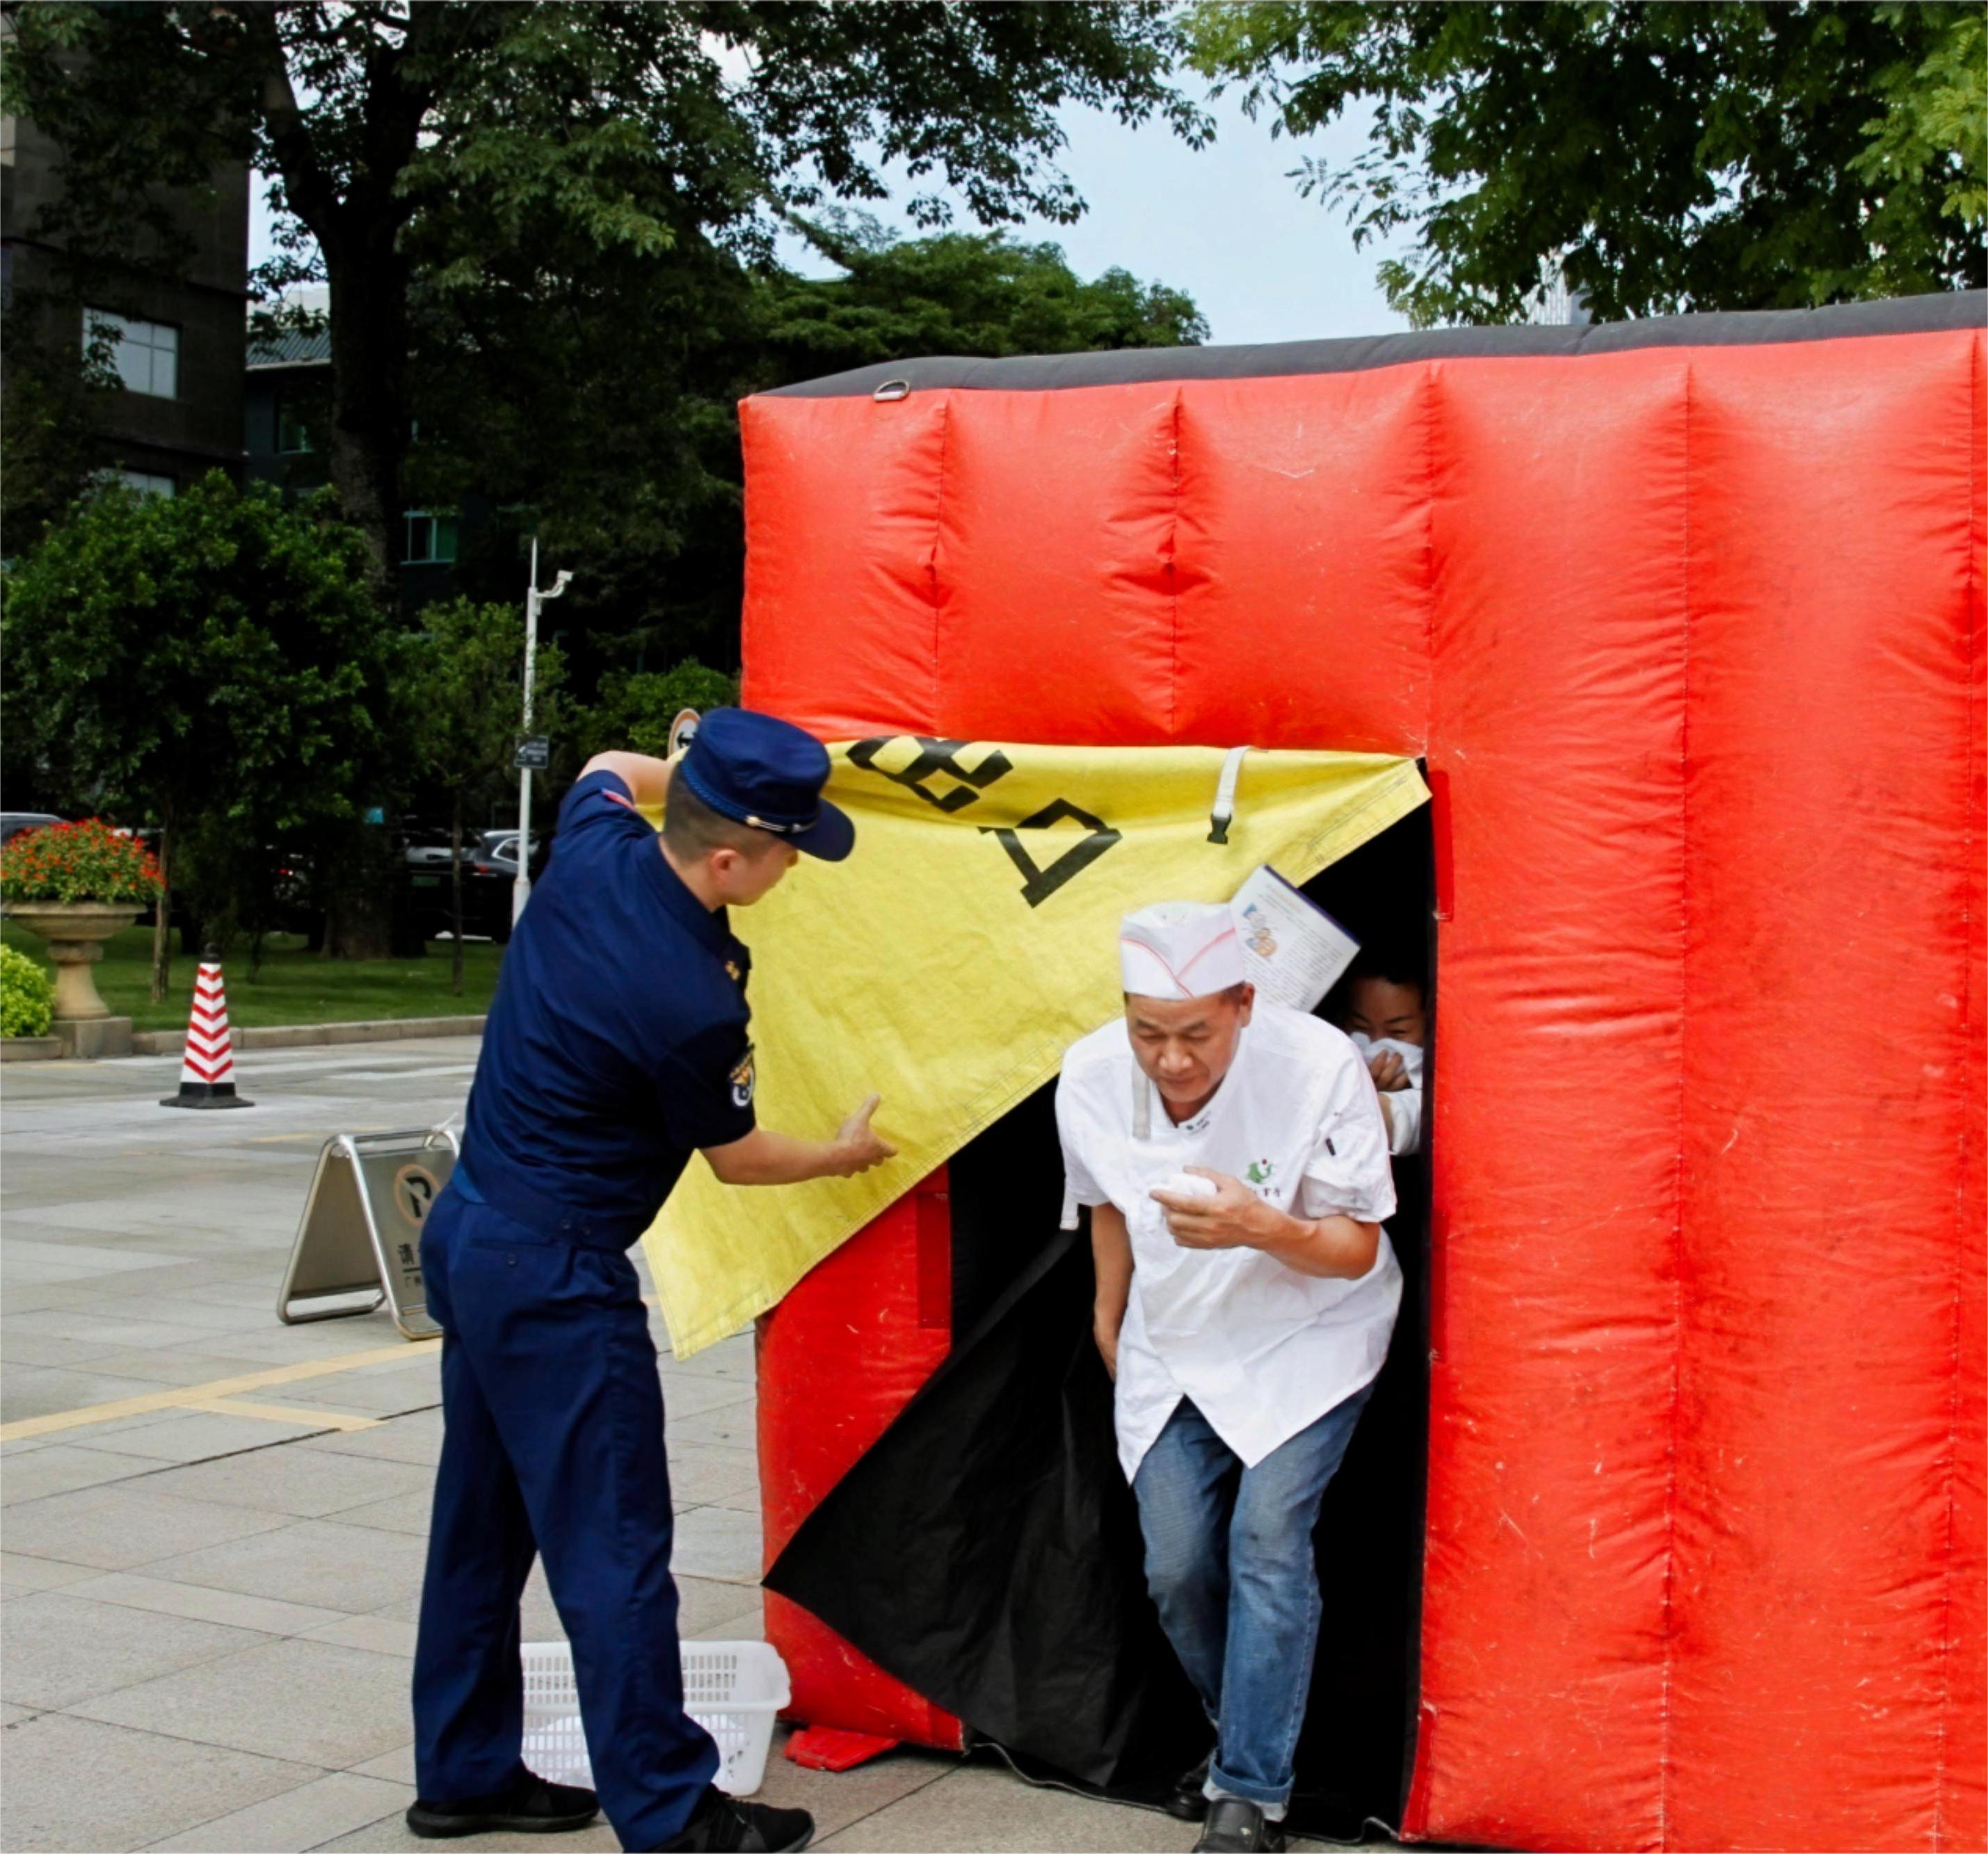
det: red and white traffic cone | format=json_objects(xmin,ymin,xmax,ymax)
[{"xmin": 160, "ymin": 951, "xmax": 254, "ymax": 1109}]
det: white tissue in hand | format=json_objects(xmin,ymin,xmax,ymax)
[
  {"xmin": 1349, "ymin": 1031, "xmax": 1424, "ymax": 1086},
  {"xmin": 1157, "ymin": 1170, "xmax": 1218, "ymax": 1200}
]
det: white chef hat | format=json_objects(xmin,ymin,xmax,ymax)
[{"xmin": 1119, "ymin": 901, "xmax": 1246, "ymax": 1000}]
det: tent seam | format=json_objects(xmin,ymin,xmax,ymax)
[
  {"xmin": 1656, "ymin": 358, "xmax": 1695, "ymax": 1854},
  {"xmin": 1404, "ymin": 359, "xmax": 1439, "ymax": 1839},
  {"xmin": 1930, "ymin": 325, "xmax": 1983, "ymax": 1854},
  {"xmin": 928, "ymin": 396, "xmax": 952, "ymax": 732},
  {"xmin": 1421, "ymin": 364, "xmax": 1439, "ymax": 748},
  {"xmin": 1169, "ymin": 389, "xmax": 1183, "ymax": 739}
]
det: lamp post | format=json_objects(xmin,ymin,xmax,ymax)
[{"xmin": 513, "ymin": 538, "xmax": 571, "ymax": 926}]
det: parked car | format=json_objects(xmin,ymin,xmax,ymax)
[
  {"xmin": 0, "ymin": 812, "xmax": 64, "ymax": 848},
  {"xmin": 403, "ymin": 828, "xmax": 522, "ymax": 942}
]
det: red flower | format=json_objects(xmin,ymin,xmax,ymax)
[{"xmin": 0, "ymin": 818, "xmax": 166, "ymax": 906}]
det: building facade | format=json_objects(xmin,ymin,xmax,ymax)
[
  {"xmin": 1, "ymin": 72, "xmax": 249, "ymax": 498},
  {"xmin": 246, "ymin": 290, "xmax": 470, "ymax": 611}
]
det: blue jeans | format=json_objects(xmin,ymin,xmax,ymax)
[
  {"xmin": 1132, "ymin": 1385, "xmax": 1374, "ymax": 1818},
  {"xmin": 412, "ymin": 1186, "xmax": 719, "ymax": 1851}
]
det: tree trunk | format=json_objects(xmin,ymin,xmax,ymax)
[
  {"xmin": 330, "ymin": 885, "xmax": 396, "ymax": 960},
  {"xmin": 243, "ymin": 12, "xmax": 408, "ymax": 599},
  {"xmin": 321, "ymin": 239, "xmax": 410, "ymax": 602},
  {"xmin": 449, "ymin": 794, "xmax": 465, "ymax": 997},
  {"xmin": 326, "ymin": 821, "xmax": 398, "ymax": 961},
  {"xmin": 150, "ymin": 815, "xmax": 172, "ymax": 1004}
]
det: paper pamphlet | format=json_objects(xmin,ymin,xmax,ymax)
[{"xmin": 1229, "ymin": 865, "xmax": 1360, "ymax": 1013}]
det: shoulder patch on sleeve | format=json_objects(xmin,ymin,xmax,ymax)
[{"xmin": 728, "ymin": 1042, "xmax": 757, "ymax": 1110}]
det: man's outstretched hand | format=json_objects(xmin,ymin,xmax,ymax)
[
  {"xmin": 833, "ymin": 1094, "xmax": 898, "ymax": 1176},
  {"xmin": 703, "ymin": 1097, "xmax": 897, "ymax": 1186}
]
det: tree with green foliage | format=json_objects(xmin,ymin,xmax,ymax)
[
  {"xmin": 759, "ymin": 211, "xmax": 1208, "ymax": 369},
  {"xmin": 400, "ymin": 598, "xmax": 570, "ymax": 994},
  {"xmin": 586, "ymin": 661, "xmax": 742, "ymax": 762},
  {"xmin": 0, "ymin": 325, "xmax": 119, "ymax": 547},
  {"xmin": 1, "ymin": 476, "xmax": 399, "ymax": 997},
  {"xmin": 1187, "ymin": 0, "xmax": 1986, "ymax": 324},
  {"xmin": 5, "ymin": 0, "xmax": 1205, "ymax": 588}
]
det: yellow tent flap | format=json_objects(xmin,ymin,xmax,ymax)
[{"xmin": 643, "ymin": 739, "xmax": 1429, "ymax": 1355}]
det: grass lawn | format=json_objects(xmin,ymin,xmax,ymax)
[{"xmin": 0, "ymin": 922, "xmax": 504, "ymax": 1032}]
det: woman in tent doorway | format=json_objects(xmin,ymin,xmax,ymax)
[{"xmin": 1336, "ymin": 948, "xmax": 1427, "ymax": 1157}]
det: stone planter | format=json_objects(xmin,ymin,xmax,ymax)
[
  {"xmin": 3, "ymin": 902, "xmax": 141, "ymax": 1044},
  {"xmin": 1, "ymin": 1037, "xmax": 62, "ymax": 1062}
]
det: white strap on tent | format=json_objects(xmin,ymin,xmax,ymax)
[{"xmin": 1208, "ymin": 744, "xmax": 1251, "ymax": 844}]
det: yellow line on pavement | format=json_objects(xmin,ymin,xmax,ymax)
[
  {"xmin": 0, "ymin": 1340, "xmax": 432, "ymax": 1442},
  {"xmin": 176, "ymin": 1397, "xmax": 383, "ymax": 1432}
]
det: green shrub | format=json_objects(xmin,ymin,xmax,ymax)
[{"xmin": 1, "ymin": 943, "xmax": 54, "ymax": 1038}]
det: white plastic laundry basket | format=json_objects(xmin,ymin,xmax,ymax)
[{"xmin": 520, "ymin": 1639, "xmax": 789, "ymax": 1796}]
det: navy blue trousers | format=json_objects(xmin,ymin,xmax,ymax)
[{"xmin": 412, "ymin": 1186, "xmax": 719, "ymax": 1851}]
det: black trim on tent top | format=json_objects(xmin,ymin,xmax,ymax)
[{"xmin": 764, "ymin": 289, "xmax": 1984, "ymax": 399}]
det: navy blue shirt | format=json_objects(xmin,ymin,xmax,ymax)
[{"xmin": 458, "ymin": 769, "xmax": 756, "ymax": 1239}]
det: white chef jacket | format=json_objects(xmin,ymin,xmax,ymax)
[
  {"xmin": 1350, "ymin": 1032, "xmax": 1424, "ymax": 1157},
  {"xmin": 1056, "ymin": 1001, "xmax": 1402, "ymax": 1482}
]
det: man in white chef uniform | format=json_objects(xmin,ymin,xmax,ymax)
[{"xmin": 1057, "ymin": 902, "xmax": 1400, "ymax": 1854}]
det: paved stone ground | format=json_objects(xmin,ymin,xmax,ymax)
[{"xmin": 1, "ymin": 1039, "xmax": 1353, "ymax": 1853}]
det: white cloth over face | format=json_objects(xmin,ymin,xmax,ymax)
[
  {"xmin": 1350, "ymin": 1031, "xmax": 1424, "ymax": 1157},
  {"xmin": 1057, "ymin": 1001, "xmax": 1402, "ymax": 1482},
  {"xmin": 1119, "ymin": 901, "xmax": 1246, "ymax": 1001}
]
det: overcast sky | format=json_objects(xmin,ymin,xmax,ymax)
[{"xmin": 250, "ymin": 88, "xmax": 1411, "ymax": 349}]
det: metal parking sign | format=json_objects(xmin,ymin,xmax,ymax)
[
  {"xmin": 513, "ymin": 735, "xmax": 551, "ymax": 770},
  {"xmin": 278, "ymin": 1127, "xmax": 457, "ymax": 1339}
]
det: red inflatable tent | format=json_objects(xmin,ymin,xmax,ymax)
[{"xmin": 740, "ymin": 292, "xmax": 1985, "ymax": 1853}]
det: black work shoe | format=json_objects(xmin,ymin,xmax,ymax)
[
  {"xmin": 657, "ymin": 1786, "xmax": 815, "ymax": 1852},
  {"xmin": 1167, "ymin": 1751, "xmax": 1213, "ymax": 1821},
  {"xmin": 406, "ymin": 1771, "xmax": 599, "ymax": 1838},
  {"xmin": 1194, "ymin": 1797, "xmax": 1287, "ymax": 1853}
]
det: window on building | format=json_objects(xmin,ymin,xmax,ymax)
[
  {"xmin": 118, "ymin": 469, "xmax": 176, "ymax": 499},
  {"xmin": 83, "ymin": 309, "xmax": 179, "ymax": 398},
  {"xmin": 277, "ymin": 400, "xmax": 315, "ymax": 453},
  {"xmin": 403, "ymin": 510, "xmax": 460, "ymax": 566}
]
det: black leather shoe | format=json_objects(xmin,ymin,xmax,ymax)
[
  {"xmin": 1194, "ymin": 1797, "xmax": 1287, "ymax": 1853},
  {"xmin": 1167, "ymin": 1751, "xmax": 1213, "ymax": 1821},
  {"xmin": 657, "ymin": 1787, "xmax": 815, "ymax": 1852},
  {"xmin": 406, "ymin": 1771, "xmax": 599, "ymax": 1837}
]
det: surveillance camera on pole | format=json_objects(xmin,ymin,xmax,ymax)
[{"xmin": 513, "ymin": 542, "xmax": 570, "ymax": 927}]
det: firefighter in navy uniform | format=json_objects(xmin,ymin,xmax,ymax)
[{"xmin": 408, "ymin": 711, "xmax": 893, "ymax": 1854}]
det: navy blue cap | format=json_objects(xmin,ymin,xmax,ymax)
[{"xmin": 678, "ymin": 708, "xmax": 854, "ymax": 862}]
